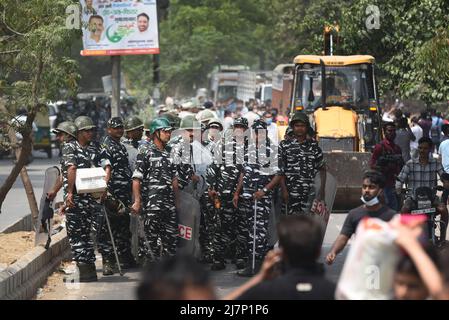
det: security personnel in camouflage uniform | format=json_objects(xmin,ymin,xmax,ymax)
[
  {"xmin": 233, "ymin": 119, "xmax": 280, "ymax": 277},
  {"xmin": 205, "ymin": 117, "xmax": 250, "ymax": 270},
  {"xmin": 167, "ymin": 115, "xmax": 201, "ymax": 190},
  {"xmin": 197, "ymin": 109, "xmax": 216, "ymax": 143},
  {"xmin": 80, "ymin": 116, "xmax": 101, "ymax": 167},
  {"xmin": 82, "ymin": 118, "xmax": 108, "ymax": 257},
  {"xmin": 197, "ymin": 118, "xmax": 224, "ymax": 266},
  {"xmin": 121, "ymin": 115, "xmax": 144, "ymax": 260},
  {"xmin": 62, "ymin": 116, "xmax": 103, "ymax": 282},
  {"xmin": 122, "ymin": 116, "xmax": 144, "ymax": 172},
  {"xmin": 47, "ymin": 121, "xmax": 78, "ymax": 201},
  {"xmin": 98, "ymin": 117, "xmax": 135, "ymax": 275},
  {"xmin": 131, "ymin": 117, "xmax": 179, "ymax": 264},
  {"xmin": 278, "ymin": 112, "xmax": 326, "ymax": 215}
]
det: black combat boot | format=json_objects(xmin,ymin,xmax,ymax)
[
  {"xmin": 102, "ymin": 257, "xmax": 117, "ymax": 276},
  {"xmin": 237, "ymin": 260, "xmax": 262, "ymax": 277},
  {"xmin": 235, "ymin": 258, "xmax": 246, "ymax": 270},
  {"xmin": 77, "ymin": 262, "xmax": 98, "ymax": 282},
  {"xmin": 210, "ymin": 260, "xmax": 226, "ymax": 271},
  {"xmin": 119, "ymin": 252, "xmax": 138, "ymax": 269},
  {"xmin": 197, "ymin": 254, "xmax": 213, "ymax": 264}
]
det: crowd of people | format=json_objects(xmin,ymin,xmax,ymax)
[{"xmin": 44, "ymin": 98, "xmax": 449, "ymax": 300}]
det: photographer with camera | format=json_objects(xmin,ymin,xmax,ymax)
[{"xmin": 370, "ymin": 122, "xmax": 404, "ymax": 211}]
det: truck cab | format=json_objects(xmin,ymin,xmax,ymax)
[
  {"xmin": 290, "ymin": 55, "xmax": 382, "ymax": 210},
  {"xmin": 290, "ymin": 55, "xmax": 381, "ymax": 152}
]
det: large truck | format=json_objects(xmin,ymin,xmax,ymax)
[
  {"xmin": 208, "ymin": 66, "xmax": 274, "ymax": 106},
  {"xmin": 236, "ymin": 70, "xmax": 257, "ymax": 103},
  {"xmin": 289, "ymin": 54, "xmax": 382, "ymax": 210},
  {"xmin": 209, "ymin": 65, "xmax": 250, "ymax": 105}
]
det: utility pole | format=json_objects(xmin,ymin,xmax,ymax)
[
  {"xmin": 111, "ymin": 56, "xmax": 121, "ymax": 117},
  {"xmin": 152, "ymin": 2, "xmax": 162, "ymax": 105},
  {"xmin": 324, "ymin": 25, "xmax": 339, "ymax": 56}
]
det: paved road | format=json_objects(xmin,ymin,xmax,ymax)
[
  {"xmin": 37, "ymin": 214, "xmax": 349, "ymax": 300},
  {"xmin": 0, "ymin": 150, "xmax": 60, "ymax": 231},
  {"xmin": 0, "ymin": 154, "xmax": 349, "ymax": 299}
]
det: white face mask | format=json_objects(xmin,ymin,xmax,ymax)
[{"xmin": 360, "ymin": 192, "xmax": 381, "ymax": 207}]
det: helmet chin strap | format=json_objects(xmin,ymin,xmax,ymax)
[{"xmin": 154, "ymin": 130, "xmax": 167, "ymax": 146}]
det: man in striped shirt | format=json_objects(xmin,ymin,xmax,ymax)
[{"xmin": 396, "ymin": 137, "xmax": 448, "ymax": 241}]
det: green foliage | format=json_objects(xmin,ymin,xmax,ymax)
[
  {"xmin": 118, "ymin": 0, "xmax": 447, "ymax": 104},
  {"xmin": 340, "ymin": 0, "xmax": 449, "ymax": 102},
  {"xmin": 158, "ymin": 0, "xmax": 261, "ymax": 96},
  {"xmin": 0, "ymin": 0, "xmax": 80, "ymax": 109}
]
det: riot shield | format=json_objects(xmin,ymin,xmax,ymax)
[
  {"xmin": 177, "ymin": 189, "xmax": 201, "ymax": 258},
  {"xmin": 35, "ymin": 166, "xmax": 60, "ymax": 247}
]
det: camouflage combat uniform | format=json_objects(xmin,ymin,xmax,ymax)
[
  {"xmin": 167, "ymin": 135, "xmax": 196, "ymax": 190},
  {"xmin": 240, "ymin": 137, "xmax": 278, "ymax": 263},
  {"xmin": 62, "ymin": 140, "xmax": 102, "ymax": 265},
  {"xmin": 98, "ymin": 134, "xmax": 133, "ymax": 263},
  {"xmin": 278, "ymin": 138, "xmax": 325, "ymax": 215},
  {"xmin": 122, "ymin": 137, "xmax": 140, "ymax": 172},
  {"xmin": 133, "ymin": 141, "xmax": 178, "ymax": 261},
  {"xmin": 197, "ymin": 137, "xmax": 223, "ymax": 263},
  {"xmin": 208, "ymin": 133, "xmax": 248, "ymax": 265}
]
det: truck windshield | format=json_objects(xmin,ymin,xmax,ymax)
[
  {"xmin": 295, "ymin": 64, "xmax": 374, "ymax": 111},
  {"xmin": 217, "ymin": 86, "xmax": 237, "ymax": 101}
]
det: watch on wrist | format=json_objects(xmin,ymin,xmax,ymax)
[{"xmin": 263, "ymin": 187, "xmax": 268, "ymax": 193}]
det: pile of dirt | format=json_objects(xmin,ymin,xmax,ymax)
[
  {"xmin": 0, "ymin": 231, "xmax": 35, "ymax": 266},
  {"xmin": 34, "ymin": 260, "xmax": 75, "ymax": 300}
]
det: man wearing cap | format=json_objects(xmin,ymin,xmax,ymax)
[
  {"xmin": 131, "ymin": 117, "xmax": 179, "ymax": 264},
  {"xmin": 278, "ymin": 112, "xmax": 326, "ymax": 215},
  {"xmin": 97, "ymin": 117, "xmax": 135, "ymax": 275},
  {"xmin": 47, "ymin": 121, "xmax": 78, "ymax": 202},
  {"xmin": 61, "ymin": 116, "xmax": 104, "ymax": 282},
  {"xmin": 233, "ymin": 119, "xmax": 280, "ymax": 276}
]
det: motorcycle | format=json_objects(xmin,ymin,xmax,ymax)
[{"xmin": 407, "ymin": 186, "xmax": 446, "ymax": 246}]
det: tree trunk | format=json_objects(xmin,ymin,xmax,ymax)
[
  {"xmin": 0, "ymin": 55, "xmax": 43, "ymax": 219},
  {"xmin": 8, "ymin": 129, "xmax": 39, "ymax": 224}
]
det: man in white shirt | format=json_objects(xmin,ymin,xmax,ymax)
[
  {"xmin": 410, "ymin": 116, "xmax": 423, "ymax": 159},
  {"xmin": 439, "ymin": 138, "xmax": 449, "ymax": 174},
  {"xmin": 243, "ymin": 105, "xmax": 260, "ymax": 128},
  {"xmin": 127, "ymin": 13, "xmax": 159, "ymax": 48},
  {"xmin": 223, "ymin": 110, "xmax": 234, "ymax": 131},
  {"xmin": 83, "ymin": 15, "xmax": 110, "ymax": 49}
]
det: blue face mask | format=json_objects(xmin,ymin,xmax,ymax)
[{"xmin": 265, "ymin": 118, "xmax": 273, "ymax": 125}]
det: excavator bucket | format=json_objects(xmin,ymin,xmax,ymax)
[{"xmin": 323, "ymin": 151, "xmax": 370, "ymax": 211}]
